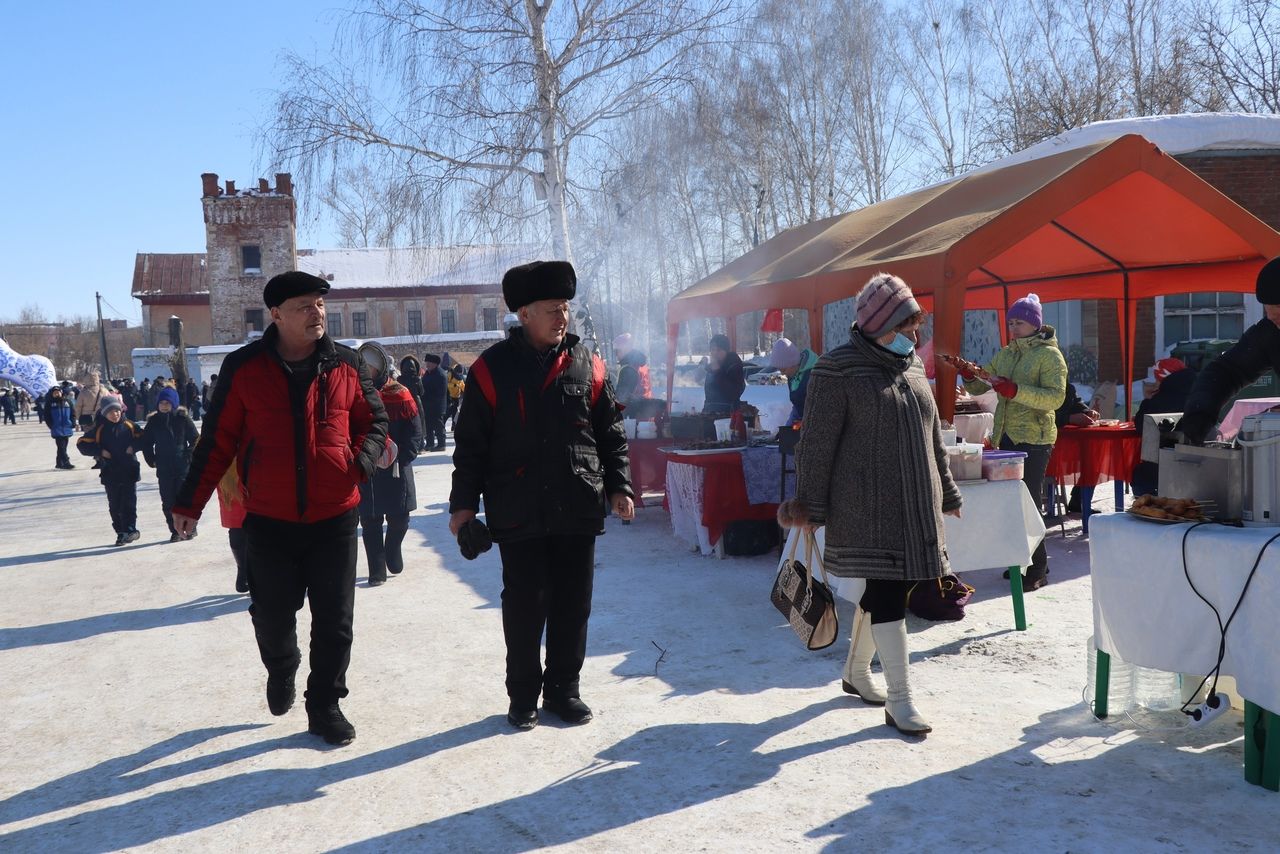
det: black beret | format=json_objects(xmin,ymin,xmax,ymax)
[
  {"xmin": 502, "ymin": 260, "xmax": 576, "ymax": 312},
  {"xmin": 263, "ymin": 271, "xmax": 330, "ymax": 309},
  {"xmin": 1257, "ymin": 256, "xmax": 1280, "ymax": 306},
  {"xmin": 424, "ymin": 353, "xmax": 442, "ymax": 365}
]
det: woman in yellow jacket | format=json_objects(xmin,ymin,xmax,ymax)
[{"xmin": 957, "ymin": 294, "xmax": 1066, "ymax": 589}]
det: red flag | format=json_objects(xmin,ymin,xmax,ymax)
[{"xmin": 760, "ymin": 308, "xmax": 784, "ymax": 333}]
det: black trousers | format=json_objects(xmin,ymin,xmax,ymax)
[
  {"xmin": 360, "ymin": 513, "xmax": 410, "ymax": 582},
  {"xmin": 999, "ymin": 436, "xmax": 1052, "ymax": 577},
  {"xmin": 243, "ymin": 509, "xmax": 359, "ymax": 706},
  {"xmin": 497, "ymin": 535, "xmax": 596, "ymax": 707},
  {"xmin": 229, "ymin": 527, "xmax": 248, "ymax": 577},
  {"xmin": 860, "ymin": 579, "xmax": 913, "ymax": 624},
  {"xmin": 156, "ymin": 469, "xmax": 186, "ymax": 534},
  {"xmin": 103, "ymin": 481, "xmax": 137, "ymax": 533},
  {"xmin": 53, "ymin": 436, "xmax": 70, "ymax": 467},
  {"xmin": 425, "ymin": 411, "xmax": 446, "ymax": 448}
]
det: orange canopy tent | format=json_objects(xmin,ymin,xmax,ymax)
[{"xmin": 666, "ymin": 134, "xmax": 1280, "ymax": 419}]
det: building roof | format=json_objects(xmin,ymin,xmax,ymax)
[
  {"xmin": 132, "ymin": 253, "xmax": 208, "ymax": 298},
  {"xmin": 296, "ymin": 245, "xmax": 539, "ymax": 289}
]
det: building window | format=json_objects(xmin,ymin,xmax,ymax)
[
  {"xmin": 482, "ymin": 307, "xmax": 499, "ymax": 331},
  {"xmin": 352, "ymin": 312, "xmax": 367, "ymax": 337},
  {"xmin": 244, "ymin": 309, "xmax": 264, "ymax": 333},
  {"xmin": 1163, "ymin": 292, "xmax": 1245, "ymax": 344},
  {"xmin": 440, "ymin": 309, "xmax": 456, "ymax": 333},
  {"xmin": 408, "ymin": 310, "xmax": 422, "ymax": 335},
  {"xmin": 241, "ymin": 245, "xmax": 262, "ymax": 275},
  {"xmin": 327, "ymin": 313, "xmax": 343, "ymax": 337}
]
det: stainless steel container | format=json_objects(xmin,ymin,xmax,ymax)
[
  {"xmin": 1237, "ymin": 411, "xmax": 1280, "ymax": 526},
  {"xmin": 1139, "ymin": 412, "xmax": 1183, "ymax": 463},
  {"xmin": 1158, "ymin": 444, "xmax": 1244, "ymax": 521}
]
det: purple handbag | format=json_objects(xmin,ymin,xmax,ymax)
[{"xmin": 907, "ymin": 574, "xmax": 974, "ymax": 622}]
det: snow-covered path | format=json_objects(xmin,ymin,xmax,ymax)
[{"xmin": 0, "ymin": 420, "xmax": 1272, "ymax": 852}]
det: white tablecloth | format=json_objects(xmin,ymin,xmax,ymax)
[
  {"xmin": 779, "ymin": 479, "xmax": 1045, "ymax": 602},
  {"xmin": 953, "ymin": 412, "xmax": 994, "ymax": 444},
  {"xmin": 1091, "ymin": 513, "xmax": 1280, "ymax": 712},
  {"xmin": 666, "ymin": 460, "xmax": 716, "ymax": 556}
]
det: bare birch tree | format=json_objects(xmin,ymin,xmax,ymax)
[
  {"xmin": 264, "ymin": 0, "xmax": 736, "ymax": 272},
  {"xmin": 1192, "ymin": 0, "xmax": 1280, "ymax": 112}
]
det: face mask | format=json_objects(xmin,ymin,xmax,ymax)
[{"xmin": 885, "ymin": 333, "xmax": 915, "ymax": 356}]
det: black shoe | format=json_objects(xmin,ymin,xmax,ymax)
[
  {"xmin": 169, "ymin": 532, "xmax": 182, "ymax": 543},
  {"xmin": 543, "ymin": 696, "xmax": 593, "ymax": 724},
  {"xmin": 266, "ymin": 670, "xmax": 297, "ymax": 716},
  {"xmin": 1021, "ymin": 572, "xmax": 1048, "ymax": 592},
  {"xmin": 507, "ymin": 704, "xmax": 539, "ymax": 730},
  {"xmin": 368, "ymin": 577, "xmax": 386, "ymax": 587},
  {"xmin": 235, "ymin": 572, "xmax": 249, "ymax": 594},
  {"xmin": 113, "ymin": 533, "xmax": 126, "ymax": 546},
  {"xmin": 125, "ymin": 530, "xmax": 140, "ymax": 543},
  {"xmin": 307, "ymin": 702, "xmax": 356, "ymax": 745}
]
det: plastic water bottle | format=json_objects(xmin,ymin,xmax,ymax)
[
  {"xmin": 1133, "ymin": 665, "xmax": 1182, "ymax": 711},
  {"xmin": 1085, "ymin": 636, "xmax": 1135, "ymax": 713}
]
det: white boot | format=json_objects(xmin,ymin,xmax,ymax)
[
  {"xmin": 842, "ymin": 607, "xmax": 886, "ymax": 705},
  {"xmin": 870, "ymin": 619, "xmax": 932, "ymax": 735}
]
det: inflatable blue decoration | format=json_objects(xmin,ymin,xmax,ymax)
[{"xmin": 0, "ymin": 337, "xmax": 59, "ymax": 397}]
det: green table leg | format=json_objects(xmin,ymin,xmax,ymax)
[
  {"xmin": 1009, "ymin": 566, "xmax": 1027, "ymax": 631},
  {"xmin": 1264, "ymin": 709, "xmax": 1280, "ymax": 792},
  {"xmin": 1245, "ymin": 701, "xmax": 1262, "ymax": 786},
  {"xmin": 1094, "ymin": 649, "xmax": 1111, "ymax": 719}
]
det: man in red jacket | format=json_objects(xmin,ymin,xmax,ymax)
[{"xmin": 172, "ymin": 271, "xmax": 388, "ymax": 745}]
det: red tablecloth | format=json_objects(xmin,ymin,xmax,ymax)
[
  {"xmin": 661, "ymin": 450, "xmax": 779, "ymax": 546},
  {"xmin": 1046, "ymin": 424, "xmax": 1141, "ymax": 487},
  {"xmin": 627, "ymin": 438, "xmax": 669, "ymax": 507}
]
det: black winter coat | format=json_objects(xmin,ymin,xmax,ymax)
[
  {"xmin": 140, "ymin": 409, "xmax": 199, "ymax": 475},
  {"xmin": 449, "ymin": 329, "xmax": 632, "ymax": 543},
  {"xmin": 77, "ymin": 418, "xmax": 143, "ymax": 485},
  {"xmin": 703, "ymin": 352, "xmax": 745, "ymax": 416},
  {"xmin": 421, "ymin": 368, "xmax": 448, "ymax": 417},
  {"xmin": 1180, "ymin": 317, "xmax": 1280, "ymax": 442},
  {"xmin": 359, "ymin": 385, "xmax": 423, "ymax": 517}
]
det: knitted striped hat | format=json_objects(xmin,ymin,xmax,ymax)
[{"xmin": 856, "ymin": 273, "xmax": 921, "ymax": 339}]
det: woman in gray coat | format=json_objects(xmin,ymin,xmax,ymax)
[{"xmin": 780, "ymin": 273, "xmax": 961, "ymax": 736}]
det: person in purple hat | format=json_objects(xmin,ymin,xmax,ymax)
[
  {"xmin": 955, "ymin": 292, "xmax": 1067, "ymax": 590},
  {"xmin": 765, "ymin": 337, "xmax": 818, "ymax": 426}
]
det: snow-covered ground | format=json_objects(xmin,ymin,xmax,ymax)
[{"xmin": 0, "ymin": 419, "xmax": 1273, "ymax": 852}]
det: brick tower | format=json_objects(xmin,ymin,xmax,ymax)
[{"xmin": 201, "ymin": 172, "xmax": 297, "ymax": 345}]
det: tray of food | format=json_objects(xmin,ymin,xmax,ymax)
[{"xmin": 1126, "ymin": 495, "xmax": 1212, "ymax": 524}]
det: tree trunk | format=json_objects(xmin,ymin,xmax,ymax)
[{"xmin": 527, "ymin": 0, "xmax": 573, "ymax": 263}]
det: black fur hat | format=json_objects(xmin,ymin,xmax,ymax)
[
  {"xmin": 1257, "ymin": 256, "xmax": 1280, "ymax": 306},
  {"xmin": 502, "ymin": 261, "xmax": 576, "ymax": 312}
]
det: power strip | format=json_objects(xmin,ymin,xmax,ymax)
[{"xmin": 1189, "ymin": 692, "xmax": 1232, "ymax": 727}]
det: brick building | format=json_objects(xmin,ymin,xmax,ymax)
[{"xmin": 132, "ymin": 172, "xmax": 530, "ymax": 364}]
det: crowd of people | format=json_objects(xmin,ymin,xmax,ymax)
[{"xmin": 11, "ymin": 253, "xmax": 1278, "ymax": 753}]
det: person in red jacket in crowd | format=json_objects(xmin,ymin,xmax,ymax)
[{"xmin": 172, "ymin": 271, "xmax": 389, "ymax": 746}]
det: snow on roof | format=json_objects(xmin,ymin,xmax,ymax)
[
  {"xmin": 970, "ymin": 113, "xmax": 1280, "ymax": 179},
  {"xmin": 296, "ymin": 244, "xmax": 542, "ymax": 289}
]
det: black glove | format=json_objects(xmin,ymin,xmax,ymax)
[
  {"xmin": 1176, "ymin": 411, "xmax": 1216, "ymax": 446},
  {"xmin": 457, "ymin": 518, "xmax": 493, "ymax": 560}
]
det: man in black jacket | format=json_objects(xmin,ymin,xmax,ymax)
[
  {"xmin": 449, "ymin": 260, "xmax": 633, "ymax": 730},
  {"xmin": 702, "ymin": 333, "xmax": 745, "ymax": 416},
  {"xmin": 421, "ymin": 353, "xmax": 449, "ymax": 451},
  {"xmin": 1180, "ymin": 257, "xmax": 1280, "ymax": 443}
]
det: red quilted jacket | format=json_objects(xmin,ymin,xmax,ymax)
[{"xmin": 175, "ymin": 326, "xmax": 389, "ymax": 523}]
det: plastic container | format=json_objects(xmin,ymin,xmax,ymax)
[
  {"xmin": 940, "ymin": 427, "xmax": 957, "ymax": 446},
  {"xmin": 982, "ymin": 450, "xmax": 1027, "ymax": 481},
  {"xmin": 714, "ymin": 418, "xmax": 732, "ymax": 441},
  {"xmin": 1084, "ymin": 637, "xmax": 1183, "ymax": 714},
  {"xmin": 946, "ymin": 442, "xmax": 983, "ymax": 481}
]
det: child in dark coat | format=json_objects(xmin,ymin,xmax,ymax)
[
  {"xmin": 359, "ymin": 376, "xmax": 423, "ymax": 585},
  {"xmin": 140, "ymin": 386, "xmax": 200, "ymax": 542},
  {"xmin": 77, "ymin": 396, "xmax": 144, "ymax": 545},
  {"xmin": 45, "ymin": 385, "xmax": 77, "ymax": 469}
]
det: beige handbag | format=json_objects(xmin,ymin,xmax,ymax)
[{"xmin": 770, "ymin": 530, "xmax": 838, "ymax": 650}]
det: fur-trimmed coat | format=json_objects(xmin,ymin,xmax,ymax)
[{"xmin": 790, "ymin": 329, "xmax": 960, "ymax": 581}]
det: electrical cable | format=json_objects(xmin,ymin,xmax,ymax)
[{"xmin": 1176, "ymin": 521, "xmax": 1280, "ymax": 717}]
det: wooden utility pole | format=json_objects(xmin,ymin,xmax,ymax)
[{"xmin": 95, "ymin": 292, "xmax": 112, "ymax": 382}]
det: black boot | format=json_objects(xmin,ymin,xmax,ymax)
[
  {"xmin": 1021, "ymin": 567, "xmax": 1048, "ymax": 592},
  {"xmin": 235, "ymin": 569, "xmax": 249, "ymax": 594},
  {"xmin": 543, "ymin": 695, "xmax": 593, "ymax": 724},
  {"xmin": 507, "ymin": 702, "xmax": 539, "ymax": 730},
  {"xmin": 306, "ymin": 701, "xmax": 356, "ymax": 745},
  {"xmin": 266, "ymin": 668, "xmax": 297, "ymax": 716}
]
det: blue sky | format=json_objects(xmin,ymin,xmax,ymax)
[{"xmin": 0, "ymin": 2, "xmax": 344, "ymax": 324}]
